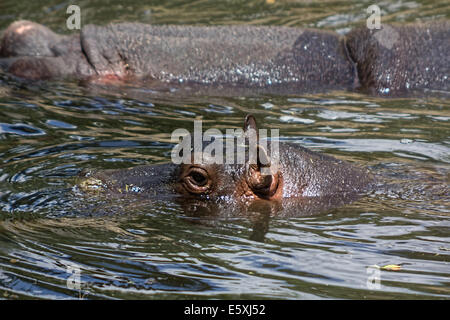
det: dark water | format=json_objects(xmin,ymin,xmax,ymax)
[{"xmin": 0, "ymin": 1, "xmax": 449, "ymax": 299}]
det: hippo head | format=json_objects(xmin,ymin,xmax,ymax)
[{"xmin": 77, "ymin": 115, "xmax": 373, "ymax": 217}]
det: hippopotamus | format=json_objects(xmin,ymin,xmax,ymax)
[
  {"xmin": 76, "ymin": 115, "xmax": 374, "ymax": 217},
  {"xmin": 0, "ymin": 20, "xmax": 448, "ymax": 96}
]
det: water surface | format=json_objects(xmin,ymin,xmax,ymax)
[{"xmin": 0, "ymin": 0, "xmax": 449, "ymax": 299}]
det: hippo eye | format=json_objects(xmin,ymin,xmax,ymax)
[
  {"xmin": 182, "ymin": 167, "xmax": 212, "ymax": 194},
  {"xmin": 190, "ymin": 171, "xmax": 207, "ymax": 186}
]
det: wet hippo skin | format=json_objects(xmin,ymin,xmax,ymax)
[{"xmin": 0, "ymin": 20, "xmax": 448, "ymax": 96}]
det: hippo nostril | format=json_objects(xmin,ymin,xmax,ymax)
[{"xmin": 246, "ymin": 164, "xmax": 281, "ymax": 199}]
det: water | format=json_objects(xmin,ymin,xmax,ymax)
[{"xmin": 0, "ymin": 0, "xmax": 449, "ymax": 299}]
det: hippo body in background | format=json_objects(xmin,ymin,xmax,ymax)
[
  {"xmin": 0, "ymin": 20, "xmax": 448, "ymax": 96},
  {"xmin": 77, "ymin": 115, "xmax": 374, "ymax": 217}
]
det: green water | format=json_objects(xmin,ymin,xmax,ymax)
[{"xmin": 0, "ymin": 0, "xmax": 449, "ymax": 299}]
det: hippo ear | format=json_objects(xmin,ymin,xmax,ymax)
[
  {"xmin": 246, "ymin": 145, "xmax": 279, "ymax": 199},
  {"xmin": 243, "ymin": 114, "xmax": 259, "ymax": 150},
  {"xmin": 244, "ymin": 115, "xmax": 258, "ymax": 136},
  {"xmin": 255, "ymin": 144, "xmax": 271, "ymax": 170}
]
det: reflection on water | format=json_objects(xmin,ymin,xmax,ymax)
[{"xmin": 0, "ymin": 0, "xmax": 449, "ymax": 300}]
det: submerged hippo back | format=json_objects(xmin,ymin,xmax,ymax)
[
  {"xmin": 1, "ymin": 20, "xmax": 447, "ymax": 95},
  {"xmin": 345, "ymin": 21, "xmax": 450, "ymax": 95},
  {"xmin": 80, "ymin": 23, "xmax": 355, "ymax": 93}
]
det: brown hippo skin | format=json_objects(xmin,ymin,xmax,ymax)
[
  {"xmin": 0, "ymin": 20, "xmax": 448, "ymax": 96},
  {"xmin": 77, "ymin": 115, "xmax": 374, "ymax": 217}
]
